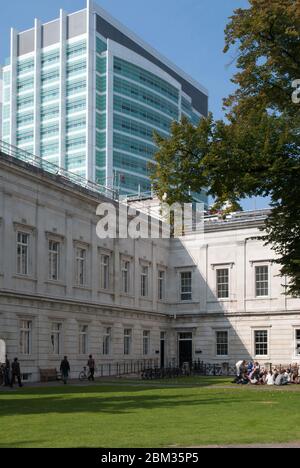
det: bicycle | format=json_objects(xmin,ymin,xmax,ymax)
[{"xmin": 79, "ymin": 366, "xmax": 97, "ymax": 382}]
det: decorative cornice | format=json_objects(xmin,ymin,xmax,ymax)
[
  {"xmin": 45, "ymin": 231, "xmax": 66, "ymax": 242},
  {"xmin": 250, "ymin": 259, "xmax": 273, "ymax": 267},
  {"xmin": 13, "ymin": 222, "xmax": 37, "ymax": 234},
  {"xmin": 211, "ymin": 262, "xmax": 234, "ymax": 270}
]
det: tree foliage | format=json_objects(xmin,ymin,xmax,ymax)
[{"xmin": 150, "ymin": 0, "xmax": 300, "ymax": 296}]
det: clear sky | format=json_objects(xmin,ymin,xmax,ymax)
[{"xmin": 0, "ymin": 0, "xmax": 269, "ymax": 210}]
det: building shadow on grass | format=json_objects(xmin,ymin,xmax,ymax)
[{"xmin": 0, "ymin": 389, "xmax": 266, "ymax": 418}]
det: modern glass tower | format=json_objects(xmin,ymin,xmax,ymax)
[{"xmin": 1, "ymin": 0, "xmax": 208, "ymax": 200}]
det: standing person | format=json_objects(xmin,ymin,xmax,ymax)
[
  {"xmin": 10, "ymin": 358, "xmax": 23, "ymax": 388},
  {"xmin": 60, "ymin": 356, "xmax": 70, "ymax": 385},
  {"xmin": 235, "ymin": 360, "xmax": 246, "ymax": 382},
  {"xmin": 4, "ymin": 355, "xmax": 10, "ymax": 387},
  {"xmin": 87, "ymin": 355, "xmax": 95, "ymax": 382}
]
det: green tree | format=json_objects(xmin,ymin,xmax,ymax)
[{"xmin": 150, "ymin": 0, "xmax": 300, "ymax": 296}]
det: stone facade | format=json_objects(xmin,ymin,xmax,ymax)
[{"xmin": 0, "ymin": 151, "xmax": 300, "ymax": 381}]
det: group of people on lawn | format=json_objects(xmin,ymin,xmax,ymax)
[{"xmin": 235, "ymin": 360, "xmax": 300, "ymax": 386}]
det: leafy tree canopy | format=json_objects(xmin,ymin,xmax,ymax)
[{"xmin": 150, "ymin": 0, "xmax": 300, "ymax": 296}]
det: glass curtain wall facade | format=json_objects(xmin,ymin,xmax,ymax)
[{"xmin": 1, "ymin": 1, "xmax": 208, "ymax": 203}]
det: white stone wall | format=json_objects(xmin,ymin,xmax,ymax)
[{"xmin": 0, "ymin": 155, "xmax": 300, "ymax": 380}]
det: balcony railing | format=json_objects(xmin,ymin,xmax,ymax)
[{"xmin": 0, "ymin": 140, "xmax": 118, "ymax": 200}]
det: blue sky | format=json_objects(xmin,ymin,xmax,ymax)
[{"xmin": 0, "ymin": 0, "xmax": 269, "ymax": 210}]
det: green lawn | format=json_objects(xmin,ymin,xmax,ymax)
[{"xmin": 0, "ymin": 377, "xmax": 300, "ymax": 448}]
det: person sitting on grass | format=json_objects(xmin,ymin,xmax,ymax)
[
  {"xmin": 275, "ymin": 370, "xmax": 289, "ymax": 386},
  {"xmin": 266, "ymin": 371, "xmax": 275, "ymax": 385},
  {"xmin": 249, "ymin": 367, "xmax": 260, "ymax": 385}
]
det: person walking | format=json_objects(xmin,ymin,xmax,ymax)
[
  {"xmin": 4, "ymin": 355, "xmax": 10, "ymax": 387},
  {"xmin": 10, "ymin": 358, "xmax": 23, "ymax": 388},
  {"xmin": 60, "ymin": 356, "xmax": 70, "ymax": 385},
  {"xmin": 87, "ymin": 355, "xmax": 95, "ymax": 382}
]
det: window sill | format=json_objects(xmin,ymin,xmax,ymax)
[
  {"xmin": 98, "ymin": 289, "xmax": 114, "ymax": 295},
  {"xmin": 179, "ymin": 300, "xmax": 198, "ymax": 305},
  {"xmin": 73, "ymin": 285, "xmax": 92, "ymax": 292},
  {"xmin": 120, "ymin": 293, "xmax": 135, "ymax": 299},
  {"xmin": 13, "ymin": 275, "xmax": 37, "ymax": 282},
  {"xmin": 45, "ymin": 280, "xmax": 66, "ymax": 287},
  {"xmin": 18, "ymin": 357, "xmax": 35, "ymax": 362},
  {"xmin": 247, "ymin": 297, "xmax": 274, "ymax": 301},
  {"xmin": 208, "ymin": 299, "xmax": 236, "ymax": 303}
]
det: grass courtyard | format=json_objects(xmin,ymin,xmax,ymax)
[{"xmin": 0, "ymin": 376, "xmax": 300, "ymax": 448}]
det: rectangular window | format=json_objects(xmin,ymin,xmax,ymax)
[
  {"xmin": 49, "ymin": 240, "xmax": 60, "ymax": 281},
  {"xmin": 255, "ymin": 330, "xmax": 268, "ymax": 356},
  {"xmin": 216, "ymin": 331, "xmax": 228, "ymax": 356},
  {"xmin": 180, "ymin": 272, "xmax": 192, "ymax": 301},
  {"xmin": 79, "ymin": 325, "xmax": 88, "ymax": 355},
  {"xmin": 76, "ymin": 248, "xmax": 87, "ymax": 286},
  {"xmin": 141, "ymin": 266, "xmax": 149, "ymax": 298},
  {"xmin": 50, "ymin": 323, "xmax": 62, "ymax": 355},
  {"xmin": 158, "ymin": 270, "xmax": 165, "ymax": 300},
  {"xmin": 217, "ymin": 269, "xmax": 229, "ymax": 299},
  {"xmin": 143, "ymin": 331, "xmax": 150, "ymax": 356},
  {"xmin": 255, "ymin": 266, "xmax": 269, "ymax": 297},
  {"xmin": 296, "ymin": 330, "xmax": 300, "ymax": 356},
  {"xmin": 122, "ymin": 261, "xmax": 130, "ymax": 294},
  {"xmin": 103, "ymin": 327, "xmax": 111, "ymax": 356},
  {"xmin": 17, "ymin": 232, "xmax": 29, "ymax": 275},
  {"xmin": 20, "ymin": 320, "xmax": 32, "ymax": 355},
  {"xmin": 100, "ymin": 254, "xmax": 110, "ymax": 290},
  {"xmin": 124, "ymin": 329, "xmax": 132, "ymax": 355}
]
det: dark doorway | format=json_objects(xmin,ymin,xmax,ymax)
[
  {"xmin": 178, "ymin": 332, "xmax": 193, "ymax": 367},
  {"xmin": 160, "ymin": 332, "xmax": 166, "ymax": 368}
]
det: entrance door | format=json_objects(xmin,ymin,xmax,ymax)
[
  {"xmin": 0, "ymin": 340, "xmax": 6, "ymax": 363},
  {"xmin": 178, "ymin": 333, "xmax": 193, "ymax": 367},
  {"xmin": 160, "ymin": 332, "xmax": 166, "ymax": 368}
]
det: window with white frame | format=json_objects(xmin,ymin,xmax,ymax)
[
  {"xmin": 255, "ymin": 265, "xmax": 269, "ymax": 297},
  {"xmin": 76, "ymin": 247, "xmax": 87, "ymax": 286},
  {"xmin": 216, "ymin": 331, "xmax": 228, "ymax": 356},
  {"xmin": 216, "ymin": 269, "xmax": 229, "ymax": 299},
  {"xmin": 121, "ymin": 260, "xmax": 130, "ymax": 294},
  {"xmin": 50, "ymin": 322, "xmax": 62, "ymax": 355},
  {"xmin": 124, "ymin": 329, "xmax": 132, "ymax": 355},
  {"xmin": 17, "ymin": 232, "xmax": 29, "ymax": 275},
  {"xmin": 20, "ymin": 320, "xmax": 32, "ymax": 355},
  {"xmin": 49, "ymin": 240, "xmax": 60, "ymax": 281},
  {"xmin": 100, "ymin": 254, "xmax": 110, "ymax": 290},
  {"xmin": 158, "ymin": 270, "xmax": 165, "ymax": 300},
  {"xmin": 255, "ymin": 330, "xmax": 268, "ymax": 356},
  {"xmin": 180, "ymin": 272, "xmax": 192, "ymax": 301},
  {"xmin": 79, "ymin": 325, "xmax": 88, "ymax": 355},
  {"xmin": 143, "ymin": 330, "xmax": 150, "ymax": 356},
  {"xmin": 141, "ymin": 266, "xmax": 149, "ymax": 297},
  {"xmin": 103, "ymin": 327, "xmax": 112, "ymax": 355},
  {"xmin": 295, "ymin": 330, "xmax": 300, "ymax": 356}
]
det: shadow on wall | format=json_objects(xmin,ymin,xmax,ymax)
[{"xmin": 167, "ymin": 237, "xmax": 253, "ymax": 367}]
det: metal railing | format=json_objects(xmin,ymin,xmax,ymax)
[
  {"xmin": 0, "ymin": 140, "xmax": 118, "ymax": 200},
  {"xmin": 140, "ymin": 361, "xmax": 237, "ymax": 380},
  {"xmin": 96, "ymin": 359, "xmax": 159, "ymax": 378}
]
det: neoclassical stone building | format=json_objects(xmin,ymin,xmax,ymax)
[{"xmin": 1, "ymin": 148, "xmax": 300, "ymax": 381}]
